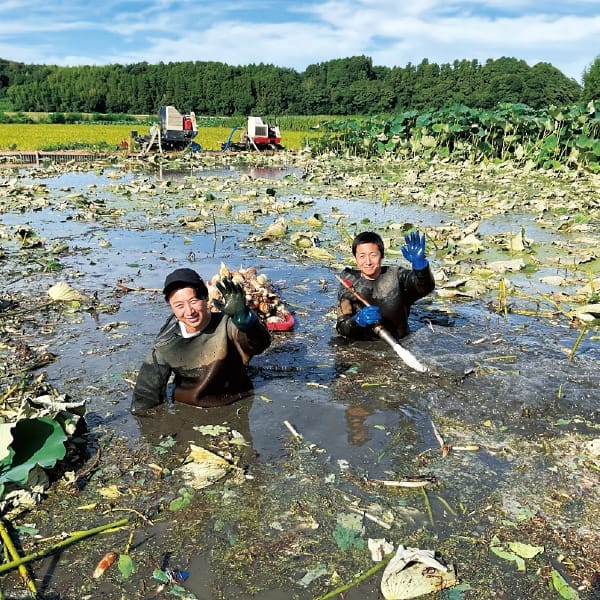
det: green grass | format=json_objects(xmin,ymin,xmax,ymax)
[
  {"xmin": 0, "ymin": 123, "xmax": 312, "ymax": 151},
  {"xmin": 0, "ymin": 97, "xmax": 14, "ymax": 112}
]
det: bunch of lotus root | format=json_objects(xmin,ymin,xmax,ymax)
[{"xmin": 209, "ymin": 263, "xmax": 294, "ymax": 331}]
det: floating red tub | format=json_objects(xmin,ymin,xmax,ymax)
[{"xmin": 266, "ymin": 312, "xmax": 295, "ymax": 332}]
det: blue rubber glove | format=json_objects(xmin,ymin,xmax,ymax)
[
  {"xmin": 401, "ymin": 231, "xmax": 428, "ymax": 270},
  {"xmin": 354, "ymin": 305, "xmax": 382, "ymax": 327},
  {"xmin": 213, "ymin": 277, "xmax": 257, "ymax": 331}
]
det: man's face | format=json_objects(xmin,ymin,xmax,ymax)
[
  {"xmin": 354, "ymin": 242, "xmax": 382, "ymax": 280},
  {"xmin": 168, "ymin": 287, "xmax": 211, "ymax": 333}
]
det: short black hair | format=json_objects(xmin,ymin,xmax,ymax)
[{"xmin": 352, "ymin": 231, "xmax": 384, "ymax": 258}]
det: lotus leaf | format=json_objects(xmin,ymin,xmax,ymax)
[
  {"xmin": 305, "ymin": 214, "xmax": 324, "ymax": 228},
  {"xmin": 297, "ymin": 564, "xmax": 329, "ymax": 587},
  {"xmin": 508, "ymin": 231, "xmax": 526, "ymax": 252},
  {"xmin": 0, "ymin": 417, "xmax": 67, "ymax": 497},
  {"xmin": 255, "ymin": 219, "xmax": 288, "ymax": 240},
  {"xmin": 47, "ymin": 281, "xmax": 88, "ymax": 302},
  {"xmin": 301, "ymin": 246, "xmax": 335, "ymax": 261},
  {"xmin": 98, "ymin": 485, "xmax": 123, "ymax": 499},
  {"xmin": 570, "ymin": 303, "xmax": 600, "ymax": 321},
  {"xmin": 381, "ymin": 545, "xmax": 457, "ymax": 600},
  {"xmin": 193, "ymin": 424, "xmax": 229, "ymax": 436},
  {"xmin": 489, "ymin": 545, "xmax": 526, "ymax": 571},
  {"xmin": 487, "ymin": 259, "xmax": 526, "ymax": 273},
  {"xmin": 508, "ymin": 541, "xmax": 544, "ymax": 559},
  {"xmin": 540, "ymin": 275, "xmax": 567, "ymax": 286},
  {"xmin": 550, "ymin": 569, "xmax": 580, "ymax": 599},
  {"xmin": 118, "ymin": 554, "xmax": 135, "ymax": 578},
  {"xmin": 0, "ymin": 423, "xmax": 15, "ymax": 463},
  {"xmin": 456, "ymin": 233, "xmax": 483, "ymax": 253},
  {"xmin": 290, "ymin": 231, "xmax": 318, "ymax": 248},
  {"xmin": 175, "ymin": 444, "xmax": 231, "ymax": 489}
]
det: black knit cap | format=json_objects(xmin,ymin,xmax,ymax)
[{"xmin": 163, "ymin": 268, "xmax": 208, "ymax": 300}]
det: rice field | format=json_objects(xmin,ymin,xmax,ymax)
[{"xmin": 0, "ymin": 124, "xmax": 309, "ymax": 151}]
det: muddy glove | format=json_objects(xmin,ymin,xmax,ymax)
[
  {"xmin": 354, "ymin": 305, "xmax": 382, "ymax": 327},
  {"xmin": 213, "ymin": 277, "xmax": 257, "ymax": 331},
  {"xmin": 401, "ymin": 231, "xmax": 428, "ymax": 271}
]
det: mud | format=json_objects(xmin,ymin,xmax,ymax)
[{"xmin": 0, "ymin": 154, "xmax": 598, "ymax": 599}]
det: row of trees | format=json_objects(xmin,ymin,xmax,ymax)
[{"xmin": 0, "ymin": 54, "xmax": 597, "ymax": 117}]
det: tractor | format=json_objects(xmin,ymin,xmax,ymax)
[
  {"xmin": 132, "ymin": 106, "xmax": 199, "ymax": 155},
  {"xmin": 222, "ymin": 116, "xmax": 283, "ymax": 151}
]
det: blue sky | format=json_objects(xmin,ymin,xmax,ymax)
[{"xmin": 0, "ymin": 0, "xmax": 598, "ymax": 83}]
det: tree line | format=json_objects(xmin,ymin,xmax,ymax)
[{"xmin": 0, "ymin": 54, "xmax": 597, "ymax": 117}]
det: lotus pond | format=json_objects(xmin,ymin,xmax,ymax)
[{"xmin": 0, "ymin": 151, "xmax": 598, "ymax": 600}]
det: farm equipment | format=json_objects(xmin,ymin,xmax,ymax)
[
  {"xmin": 222, "ymin": 116, "xmax": 283, "ymax": 151},
  {"xmin": 132, "ymin": 105, "xmax": 199, "ymax": 155}
]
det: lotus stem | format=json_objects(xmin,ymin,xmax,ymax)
[
  {"xmin": 0, "ymin": 519, "xmax": 38, "ymax": 595},
  {"xmin": 367, "ymin": 478, "xmax": 430, "ymax": 488},
  {"xmin": 568, "ymin": 326, "xmax": 587, "ymax": 362},
  {"xmin": 421, "ymin": 487, "xmax": 435, "ymax": 526},
  {"xmin": 313, "ymin": 552, "xmax": 393, "ymax": 600},
  {"xmin": 0, "ymin": 518, "xmax": 129, "ymax": 575},
  {"xmin": 283, "ymin": 420, "xmax": 302, "ymax": 440},
  {"xmin": 0, "ymin": 383, "xmax": 20, "ymax": 406},
  {"xmin": 430, "ymin": 419, "xmax": 445, "ymax": 450},
  {"xmin": 123, "ymin": 529, "xmax": 135, "ymax": 555},
  {"xmin": 347, "ymin": 505, "xmax": 391, "ymax": 530},
  {"xmin": 498, "ymin": 277, "xmax": 509, "ymax": 320},
  {"xmin": 435, "ymin": 494, "xmax": 458, "ymax": 517}
]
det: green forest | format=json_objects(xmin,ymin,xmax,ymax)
[{"xmin": 1, "ymin": 54, "xmax": 598, "ymax": 117}]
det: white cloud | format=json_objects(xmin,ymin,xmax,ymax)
[{"xmin": 0, "ymin": 0, "xmax": 597, "ymax": 81}]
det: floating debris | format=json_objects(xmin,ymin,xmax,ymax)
[
  {"xmin": 92, "ymin": 551, "xmax": 118, "ymax": 578},
  {"xmin": 380, "ymin": 545, "xmax": 457, "ymax": 600}
]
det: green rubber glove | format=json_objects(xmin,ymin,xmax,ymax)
[{"xmin": 213, "ymin": 277, "xmax": 256, "ymax": 331}]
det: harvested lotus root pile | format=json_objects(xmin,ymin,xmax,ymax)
[{"xmin": 209, "ymin": 263, "xmax": 293, "ymax": 329}]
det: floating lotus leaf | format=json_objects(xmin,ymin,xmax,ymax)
[
  {"xmin": 301, "ymin": 246, "xmax": 336, "ymax": 261},
  {"xmin": 539, "ymin": 275, "xmax": 567, "ymax": 286},
  {"xmin": 193, "ymin": 424, "xmax": 229, "ymax": 437},
  {"xmin": 290, "ymin": 231, "xmax": 318, "ymax": 248},
  {"xmin": 456, "ymin": 233, "xmax": 483, "ymax": 253},
  {"xmin": 380, "ymin": 545, "xmax": 457, "ymax": 600},
  {"xmin": 508, "ymin": 231, "xmax": 526, "ymax": 252},
  {"xmin": 489, "ymin": 545, "xmax": 526, "ymax": 571},
  {"xmin": 47, "ymin": 281, "xmax": 88, "ymax": 302},
  {"xmin": 175, "ymin": 443, "xmax": 231, "ymax": 489},
  {"xmin": 0, "ymin": 417, "xmax": 68, "ymax": 497},
  {"xmin": 305, "ymin": 214, "xmax": 324, "ymax": 228},
  {"xmin": 254, "ymin": 218, "xmax": 288, "ymax": 241},
  {"xmin": 486, "ymin": 259, "xmax": 526, "ymax": 273},
  {"xmin": 436, "ymin": 288, "xmax": 477, "ymax": 299},
  {"xmin": 438, "ymin": 278, "xmax": 470, "ymax": 289},
  {"xmin": 569, "ymin": 303, "xmax": 600, "ymax": 322},
  {"xmin": 508, "ymin": 541, "xmax": 544, "ymax": 559}
]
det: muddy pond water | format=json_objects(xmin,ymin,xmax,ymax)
[{"xmin": 1, "ymin": 158, "xmax": 598, "ymax": 599}]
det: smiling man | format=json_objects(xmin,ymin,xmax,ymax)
[
  {"xmin": 131, "ymin": 268, "xmax": 271, "ymax": 413},
  {"xmin": 336, "ymin": 231, "xmax": 435, "ymax": 341}
]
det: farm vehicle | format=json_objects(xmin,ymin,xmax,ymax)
[
  {"xmin": 222, "ymin": 116, "xmax": 283, "ymax": 151},
  {"xmin": 132, "ymin": 105, "xmax": 199, "ymax": 155},
  {"xmin": 130, "ymin": 107, "xmax": 282, "ymax": 154}
]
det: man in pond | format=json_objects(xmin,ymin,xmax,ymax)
[
  {"xmin": 131, "ymin": 268, "xmax": 271, "ymax": 414},
  {"xmin": 336, "ymin": 231, "xmax": 435, "ymax": 341}
]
